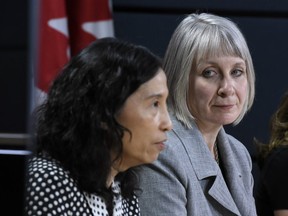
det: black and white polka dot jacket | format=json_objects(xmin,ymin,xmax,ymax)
[{"xmin": 25, "ymin": 155, "xmax": 140, "ymax": 216}]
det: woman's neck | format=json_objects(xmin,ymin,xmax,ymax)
[
  {"xmin": 107, "ymin": 167, "xmax": 119, "ymax": 188},
  {"xmin": 195, "ymin": 120, "xmax": 221, "ymax": 152}
]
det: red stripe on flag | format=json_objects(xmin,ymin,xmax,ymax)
[
  {"xmin": 67, "ymin": 0, "xmax": 114, "ymax": 55},
  {"xmin": 37, "ymin": 0, "xmax": 69, "ymax": 93}
]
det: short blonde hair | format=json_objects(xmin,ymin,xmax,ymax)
[{"xmin": 164, "ymin": 13, "xmax": 255, "ymax": 128}]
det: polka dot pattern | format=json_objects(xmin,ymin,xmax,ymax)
[{"xmin": 25, "ymin": 156, "xmax": 140, "ymax": 216}]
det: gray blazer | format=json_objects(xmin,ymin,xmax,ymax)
[{"xmin": 138, "ymin": 115, "xmax": 257, "ymax": 216}]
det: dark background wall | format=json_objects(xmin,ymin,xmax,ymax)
[
  {"xmin": 112, "ymin": 0, "xmax": 288, "ymax": 158},
  {"xmin": 0, "ymin": 1, "xmax": 30, "ymax": 215},
  {"xmin": 0, "ymin": 1, "xmax": 29, "ymax": 135}
]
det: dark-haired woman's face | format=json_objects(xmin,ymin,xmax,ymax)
[{"xmin": 114, "ymin": 69, "xmax": 172, "ymax": 171}]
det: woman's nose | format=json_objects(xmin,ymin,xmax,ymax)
[
  {"xmin": 161, "ymin": 108, "xmax": 172, "ymax": 131},
  {"xmin": 217, "ymin": 78, "xmax": 234, "ymax": 97}
]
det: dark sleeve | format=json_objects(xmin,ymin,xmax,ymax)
[{"xmin": 263, "ymin": 149, "xmax": 288, "ymax": 210}]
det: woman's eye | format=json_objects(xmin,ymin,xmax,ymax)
[
  {"xmin": 232, "ymin": 69, "xmax": 243, "ymax": 77},
  {"xmin": 202, "ymin": 69, "xmax": 216, "ymax": 78},
  {"xmin": 153, "ymin": 101, "xmax": 159, "ymax": 108}
]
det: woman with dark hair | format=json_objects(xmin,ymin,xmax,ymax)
[
  {"xmin": 255, "ymin": 91, "xmax": 288, "ymax": 216},
  {"xmin": 25, "ymin": 37, "xmax": 172, "ymax": 216}
]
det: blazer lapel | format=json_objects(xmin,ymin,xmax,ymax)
[
  {"xmin": 217, "ymin": 129, "xmax": 251, "ymax": 216},
  {"xmin": 208, "ymin": 173, "xmax": 241, "ymax": 215},
  {"xmin": 172, "ymin": 117, "xmax": 241, "ymax": 215}
]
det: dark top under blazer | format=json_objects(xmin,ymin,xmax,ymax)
[{"xmin": 256, "ymin": 146, "xmax": 288, "ymax": 216}]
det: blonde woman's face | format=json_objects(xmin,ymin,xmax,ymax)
[{"xmin": 187, "ymin": 55, "xmax": 248, "ymax": 130}]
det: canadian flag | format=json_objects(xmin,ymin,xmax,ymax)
[{"xmin": 35, "ymin": 0, "xmax": 114, "ymax": 106}]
